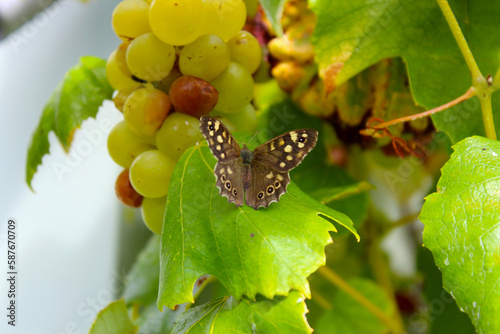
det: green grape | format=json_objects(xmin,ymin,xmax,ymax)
[
  {"xmin": 129, "ymin": 150, "xmax": 176, "ymax": 198},
  {"xmin": 116, "ymin": 42, "xmax": 132, "ymax": 77},
  {"xmin": 123, "ymin": 87, "xmax": 171, "ymax": 137},
  {"xmin": 115, "ymin": 169, "xmax": 143, "ymax": 207},
  {"xmin": 113, "ymin": 88, "xmax": 135, "ymax": 112},
  {"xmin": 106, "ymin": 50, "xmax": 140, "ymax": 91},
  {"xmin": 141, "ymin": 196, "xmax": 166, "ymax": 234},
  {"xmin": 210, "ymin": 62, "xmax": 254, "ymax": 113},
  {"xmin": 222, "ymin": 103, "xmax": 257, "ymax": 133},
  {"xmin": 169, "ymin": 75, "xmax": 218, "ymax": 118},
  {"xmin": 179, "ymin": 34, "xmax": 231, "ymax": 82},
  {"xmin": 112, "ymin": 0, "xmax": 151, "ymax": 41},
  {"xmin": 203, "ymin": 0, "xmax": 246, "ymax": 40},
  {"xmin": 149, "ymin": 0, "xmax": 207, "ymax": 46},
  {"xmin": 156, "ymin": 113, "xmax": 202, "ymax": 161},
  {"xmin": 227, "ymin": 30, "xmax": 262, "ymax": 74},
  {"xmin": 126, "ymin": 33, "xmax": 176, "ymax": 81},
  {"xmin": 107, "ymin": 121, "xmax": 156, "ymax": 168}
]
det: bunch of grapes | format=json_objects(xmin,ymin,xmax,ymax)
[{"xmin": 106, "ymin": 0, "xmax": 262, "ymax": 234}]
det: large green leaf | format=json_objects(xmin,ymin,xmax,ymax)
[
  {"xmin": 26, "ymin": 56, "xmax": 113, "ymax": 189},
  {"xmin": 89, "ymin": 299, "xmax": 137, "ymax": 334},
  {"xmin": 157, "ymin": 143, "xmax": 358, "ymax": 309},
  {"xmin": 421, "ymin": 136, "xmax": 500, "ymax": 333},
  {"xmin": 310, "ymin": 0, "xmax": 500, "ymax": 143},
  {"xmin": 259, "ymin": 0, "xmax": 286, "ymax": 36},
  {"xmin": 315, "ymin": 278, "xmax": 395, "ymax": 334},
  {"xmin": 172, "ymin": 291, "xmax": 311, "ymax": 333},
  {"xmin": 123, "ymin": 235, "xmax": 160, "ymax": 306}
]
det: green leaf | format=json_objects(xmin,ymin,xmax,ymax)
[
  {"xmin": 259, "ymin": 0, "xmax": 286, "ymax": 36},
  {"xmin": 315, "ymin": 279, "xmax": 395, "ymax": 334},
  {"xmin": 420, "ymin": 136, "xmax": 500, "ymax": 333},
  {"xmin": 135, "ymin": 304, "xmax": 181, "ymax": 334},
  {"xmin": 157, "ymin": 144, "xmax": 358, "ymax": 309},
  {"xmin": 123, "ymin": 235, "xmax": 160, "ymax": 306},
  {"xmin": 26, "ymin": 56, "xmax": 113, "ymax": 189},
  {"xmin": 172, "ymin": 291, "xmax": 311, "ymax": 333},
  {"xmin": 310, "ymin": 0, "xmax": 500, "ymax": 143},
  {"xmin": 89, "ymin": 299, "xmax": 137, "ymax": 334}
]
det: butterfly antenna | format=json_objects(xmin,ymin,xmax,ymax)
[{"xmin": 246, "ymin": 130, "xmax": 261, "ymax": 146}]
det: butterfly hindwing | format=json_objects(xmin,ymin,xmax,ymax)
[
  {"xmin": 214, "ymin": 159, "xmax": 245, "ymax": 207},
  {"xmin": 245, "ymin": 160, "xmax": 290, "ymax": 209},
  {"xmin": 252, "ymin": 129, "xmax": 318, "ymax": 172},
  {"xmin": 200, "ymin": 116, "xmax": 240, "ymax": 162}
]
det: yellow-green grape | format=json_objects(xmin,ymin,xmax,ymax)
[
  {"xmin": 107, "ymin": 121, "xmax": 156, "ymax": 168},
  {"xmin": 106, "ymin": 50, "xmax": 140, "ymax": 91},
  {"xmin": 203, "ymin": 0, "xmax": 246, "ymax": 40},
  {"xmin": 223, "ymin": 103, "xmax": 257, "ymax": 133},
  {"xmin": 126, "ymin": 33, "xmax": 176, "ymax": 81},
  {"xmin": 156, "ymin": 113, "xmax": 202, "ymax": 161},
  {"xmin": 149, "ymin": 0, "xmax": 207, "ymax": 46},
  {"xmin": 227, "ymin": 30, "xmax": 262, "ymax": 74},
  {"xmin": 115, "ymin": 42, "xmax": 132, "ymax": 77},
  {"xmin": 155, "ymin": 66, "xmax": 183, "ymax": 94},
  {"xmin": 112, "ymin": 0, "xmax": 151, "ymax": 41},
  {"xmin": 129, "ymin": 150, "xmax": 176, "ymax": 198},
  {"xmin": 179, "ymin": 34, "xmax": 231, "ymax": 82},
  {"xmin": 210, "ymin": 62, "xmax": 254, "ymax": 113},
  {"xmin": 141, "ymin": 196, "xmax": 166, "ymax": 234},
  {"xmin": 123, "ymin": 87, "xmax": 171, "ymax": 137}
]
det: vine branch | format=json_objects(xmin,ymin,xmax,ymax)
[{"xmin": 436, "ymin": 0, "xmax": 497, "ymax": 140}]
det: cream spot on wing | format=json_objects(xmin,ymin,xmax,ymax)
[
  {"xmin": 279, "ymin": 139, "xmax": 285, "ymax": 146},
  {"xmin": 227, "ymin": 167, "xmax": 233, "ymax": 174},
  {"xmin": 214, "ymin": 121, "xmax": 220, "ymax": 131},
  {"xmin": 266, "ymin": 172, "xmax": 274, "ymax": 179},
  {"xmin": 216, "ymin": 145, "xmax": 221, "ymax": 150},
  {"xmin": 209, "ymin": 139, "xmax": 214, "ymax": 145},
  {"xmin": 280, "ymin": 162, "xmax": 286, "ymax": 168},
  {"xmin": 207, "ymin": 121, "xmax": 212, "ymax": 125},
  {"xmin": 277, "ymin": 174, "xmax": 283, "ymax": 181},
  {"xmin": 270, "ymin": 141, "xmax": 275, "ymax": 150},
  {"xmin": 290, "ymin": 131, "xmax": 298, "ymax": 142},
  {"xmin": 298, "ymin": 142, "xmax": 305, "ymax": 148},
  {"xmin": 286, "ymin": 155, "xmax": 293, "ymax": 161},
  {"xmin": 222, "ymin": 131, "xmax": 227, "ymax": 138},
  {"xmin": 221, "ymin": 153, "xmax": 226, "ymax": 159},
  {"xmin": 220, "ymin": 168, "xmax": 225, "ymax": 174},
  {"xmin": 228, "ymin": 136, "xmax": 231, "ymax": 144},
  {"xmin": 284, "ymin": 145, "xmax": 292, "ymax": 153},
  {"xmin": 209, "ymin": 130, "xmax": 214, "ymax": 136},
  {"xmin": 303, "ymin": 133, "xmax": 308, "ymax": 138},
  {"xmin": 217, "ymin": 135, "xmax": 223, "ymax": 143}
]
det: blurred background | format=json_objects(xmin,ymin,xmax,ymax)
[{"xmin": 0, "ymin": 0, "xmax": 150, "ymax": 333}]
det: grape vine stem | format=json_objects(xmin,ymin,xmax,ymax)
[
  {"xmin": 317, "ymin": 266, "xmax": 404, "ymax": 333},
  {"xmin": 369, "ymin": 87, "xmax": 476, "ymax": 131},
  {"xmin": 436, "ymin": 0, "xmax": 497, "ymax": 140}
]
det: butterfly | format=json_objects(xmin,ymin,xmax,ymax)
[{"xmin": 200, "ymin": 116, "xmax": 318, "ymax": 209}]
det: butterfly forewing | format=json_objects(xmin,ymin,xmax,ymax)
[
  {"xmin": 252, "ymin": 129, "xmax": 318, "ymax": 172},
  {"xmin": 200, "ymin": 116, "xmax": 240, "ymax": 162}
]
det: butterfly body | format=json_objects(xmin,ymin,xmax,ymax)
[{"xmin": 200, "ymin": 116, "xmax": 318, "ymax": 209}]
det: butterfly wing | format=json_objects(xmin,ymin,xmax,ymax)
[
  {"xmin": 214, "ymin": 159, "xmax": 245, "ymax": 207},
  {"xmin": 245, "ymin": 160, "xmax": 290, "ymax": 209},
  {"xmin": 200, "ymin": 116, "xmax": 244, "ymax": 207},
  {"xmin": 246, "ymin": 129, "xmax": 317, "ymax": 209},
  {"xmin": 252, "ymin": 129, "xmax": 318, "ymax": 172},
  {"xmin": 200, "ymin": 116, "xmax": 241, "ymax": 162}
]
